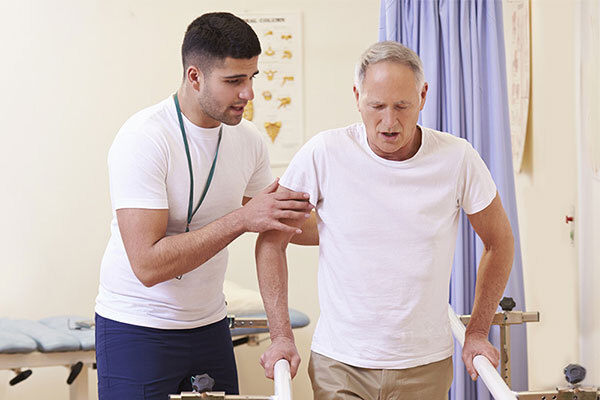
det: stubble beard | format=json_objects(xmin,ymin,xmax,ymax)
[{"xmin": 198, "ymin": 88, "xmax": 242, "ymax": 127}]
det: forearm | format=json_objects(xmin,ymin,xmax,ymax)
[
  {"xmin": 256, "ymin": 234, "xmax": 294, "ymax": 340},
  {"xmin": 466, "ymin": 242, "xmax": 514, "ymax": 337},
  {"xmin": 134, "ymin": 209, "xmax": 246, "ymax": 286}
]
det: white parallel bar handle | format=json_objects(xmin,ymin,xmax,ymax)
[
  {"xmin": 273, "ymin": 359, "xmax": 293, "ymax": 400},
  {"xmin": 473, "ymin": 355, "xmax": 518, "ymax": 400},
  {"xmin": 447, "ymin": 305, "xmax": 519, "ymax": 400}
]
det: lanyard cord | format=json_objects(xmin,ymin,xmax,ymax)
[
  {"xmin": 173, "ymin": 93, "xmax": 223, "ymax": 280},
  {"xmin": 173, "ymin": 93, "xmax": 223, "ymax": 233}
]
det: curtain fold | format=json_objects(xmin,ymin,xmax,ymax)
[{"xmin": 380, "ymin": 1, "xmax": 528, "ymax": 398}]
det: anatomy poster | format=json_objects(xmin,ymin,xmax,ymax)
[
  {"xmin": 503, "ymin": 0, "xmax": 530, "ymax": 173},
  {"xmin": 241, "ymin": 12, "xmax": 304, "ymax": 166}
]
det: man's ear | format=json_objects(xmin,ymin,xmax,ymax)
[
  {"xmin": 186, "ymin": 65, "xmax": 204, "ymax": 92},
  {"xmin": 419, "ymin": 82, "xmax": 428, "ymax": 111},
  {"xmin": 353, "ymin": 85, "xmax": 361, "ymax": 111}
]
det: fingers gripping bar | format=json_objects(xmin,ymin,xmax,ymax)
[{"xmin": 448, "ymin": 305, "xmax": 519, "ymax": 400}]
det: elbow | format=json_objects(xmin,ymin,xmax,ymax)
[
  {"xmin": 503, "ymin": 225, "xmax": 515, "ymax": 261},
  {"xmin": 131, "ymin": 262, "xmax": 160, "ymax": 288},
  {"xmin": 485, "ymin": 228, "xmax": 515, "ymax": 268},
  {"xmin": 140, "ymin": 278, "xmax": 158, "ymax": 288}
]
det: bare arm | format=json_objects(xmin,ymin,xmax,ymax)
[
  {"xmin": 289, "ymin": 211, "xmax": 319, "ymax": 245},
  {"xmin": 119, "ymin": 179, "xmax": 313, "ymax": 287},
  {"xmin": 255, "ymin": 186, "xmax": 312, "ymax": 378},
  {"xmin": 462, "ymin": 192, "xmax": 515, "ymax": 379}
]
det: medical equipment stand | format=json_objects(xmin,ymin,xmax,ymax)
[
  {"xmin": 458, "ymin": 298, "xmax": 599, "ymax": 399},
  {"xmin": 459, "ymin": 297, "xmax": 540, "ymax": 388}
]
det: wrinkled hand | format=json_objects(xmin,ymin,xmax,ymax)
[
  {"xmin": 462, "ymin": 332, "xmax": 500, "ymax": 381},
  {"xmin": 259, "ymin": 337, "xmax": 301, "ymax": 380},
  {"xmin": 241, "ymin": 179, "xmax": 313, "ymax": 234}
]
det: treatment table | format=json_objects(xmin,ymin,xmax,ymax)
[{"xmin": 0, "ymin": 281, "xmax": 309, "ymax": 400}]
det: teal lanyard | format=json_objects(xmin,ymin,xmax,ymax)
[
  {"xmin": 173, "ymin": 93, "xmax": 222, "ymax": 280},
  {"xmin": 173, "ymin": 93, "xmax": 222, "ymax": 232}
]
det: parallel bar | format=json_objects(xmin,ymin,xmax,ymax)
[
  {"xmin": 448, "ymin": 305, "xmax": 518, "ymax": 400},
  {"xmin": 273, "ymin": 359, "xmax": 293, "ymax": 400}
]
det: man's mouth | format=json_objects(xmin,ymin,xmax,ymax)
[
  {"xmin": 230, "ymin": 104, "xmax": 246, "ymax": 114},
  {"xmin": 381, "ymin": 132, "xmax": 399, "ymax": 138}
]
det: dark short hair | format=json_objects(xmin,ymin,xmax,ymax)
[{"xmin": 182, "ymin": 12, "xmax": 261, "ymax": 73}]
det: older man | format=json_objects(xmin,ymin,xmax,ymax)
[{"xmin": 255, "ymin": 41, "xmax": 514, "ymax": 400}]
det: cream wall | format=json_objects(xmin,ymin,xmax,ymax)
[
  {"xmin": 514, "ymin": 0, "xmax": 586, "ymax": 390},
  {"xmin": 576, "ymin": 0, "xmax": 600, "ymax": 383},
  {"xmin": 0, "ymin": 0, "xmax": 597, "ymax": 399}
]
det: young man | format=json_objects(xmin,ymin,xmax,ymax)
[
  {"xmin": 256, "ymin": 41, "xmax": 515, "ymax": 400},
  {"xmin": 95, "ymin": 12, "xmax": 313, "ymax": 399}
]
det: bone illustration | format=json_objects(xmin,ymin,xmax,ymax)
[
  {"xmin": 243, "ymin": 100, "xmax": 254, "ymax": 121},
  {"xmin": 264, "ymin": 121, "xmax": 282, "ymax": 143},
  {"xmin": 277, "ymin": 97, "xmax": 291, "ymax": 109},
  {"xmin": 265, "ymin": 70, "xmax": 277, "ymax": 81},
  {"xmin": 281, "ymin": 76, "xmax": 294, "ymax": 86},
  {"xmin": 262, "ymin": 91, "xmax": 273, "ymax": 100}
]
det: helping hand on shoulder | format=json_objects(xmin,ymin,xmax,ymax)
[{"xmin": 240, "ymin": 178, "xmax": 313, "ymax": 234}]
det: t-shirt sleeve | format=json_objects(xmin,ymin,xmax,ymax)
[
  {"xmin": 107, "ymin": 131, "xmax": 169, "ymax": 210},
  {"xmin": 279, "ymin": 135, "xmax": 323, "ymax": 207},
  {"xmin": 244, "ymin": 135, "xmax": 274, "ymax": 198},
  {"xmin": 457, "ymin": 141, "xmax": 497, "ymax": 215}
]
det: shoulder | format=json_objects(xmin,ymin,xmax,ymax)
[
  {"xmin": 117, "ymin": 98, "xmax": 173, "ymax": 140},
  {"xmin": 115, "ymin": 98, "xmax": 175, "ymax": 140},
  {"xmin": 120, "ymin": 98, "xmax": 173, "ymax": 135},
  {"xmin": 421, "ymin": 126, "xmax": 470, "ymax": 157},
  {"xmin": 304, "ymin": 123, "xmax": 363, "ymax": 151},
  {"xmin": 422, "ymin": 126, "xmax": 467, "ymax": 147},
  {"xmin": 110, "ymin": 98, "xmax": 174, "ymax": 157}
]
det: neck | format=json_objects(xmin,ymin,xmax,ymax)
[
  {"xmin": 370, "ymin": 125, "xmax": 422, "ymax": 161},
  {"xmin": 176, "ymin": 84, "xmax": 220, "ymax": 128},
  {"xmin": 402, "ymin": 125, "xmax": 422, "ymax": 160}
]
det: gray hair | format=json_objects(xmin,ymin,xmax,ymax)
[{"xmin": 354, "ymin": 41, "xmax": 425, "ymax": 92}]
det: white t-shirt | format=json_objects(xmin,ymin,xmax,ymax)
[
  {"xmin": 95, "ymin": 96, "xmax": 273, "ymax": 329},
  {"xmin": 280, "ymin": 123, "xmax": 496, "ymax": 369}
]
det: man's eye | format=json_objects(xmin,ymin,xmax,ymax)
[
  {"xmin": 226, "ymin": 80, "xmax": 240, "ymax": 84},
  {"xmin": 372, "ymin": 105, "xmax": 384, "ymax": 110}
]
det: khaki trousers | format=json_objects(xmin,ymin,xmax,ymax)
[{"xmin": 308, "ymin": 352, "xmax": 453, "ymax": 400}]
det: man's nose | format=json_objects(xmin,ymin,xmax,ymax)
[
  {"xmin": 239, "ymin": 82, "xmax": 254, "ymax": 101},
  {"xmin": 381, "ymin": 108, "xmax": 399, "ymax": 130}
]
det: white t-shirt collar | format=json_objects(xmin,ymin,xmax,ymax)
[
  {"xmin": 168, "ymin": 96, "xmax": 222, "ymax": 140},
  {"xmin": 359, "ymin": 123, "xmax": 427, "ymax": 167}
]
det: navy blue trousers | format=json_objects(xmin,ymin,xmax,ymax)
[{"xmin": 95, "ymin": 314, "xmax": 238, "ymax": 399}]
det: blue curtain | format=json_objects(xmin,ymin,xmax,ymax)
[{"xmin": 379, "ymin": 1, "xmax": 528, "ymax": 399}]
